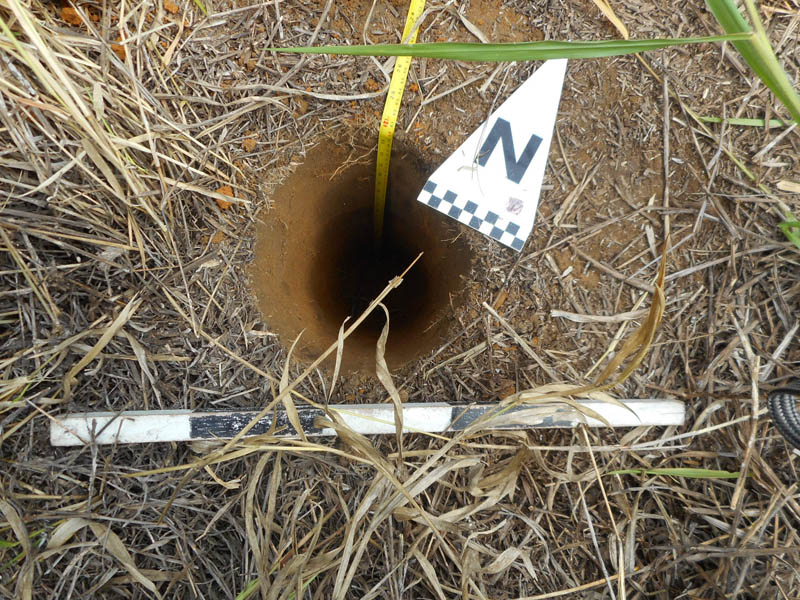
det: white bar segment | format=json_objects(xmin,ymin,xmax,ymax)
[
  {"xmin": 50, "ymin": 399, "xmax": 685, "ymax": 446},
  {"xmin": 51, "ymin": 410, "xmax": 194, "ymax": 446},
  {"xmin": 329, "ymin": 404, "xmax": 454, "ymax": 436}
]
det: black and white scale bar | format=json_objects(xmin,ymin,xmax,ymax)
[{"xmin": 51, "ymin": 399, "xmax": 684, "ymax": 446}]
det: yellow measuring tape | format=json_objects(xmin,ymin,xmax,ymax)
[{"xmin": 374, "ymin": 0, "xmax": 426, "ymax": 247}]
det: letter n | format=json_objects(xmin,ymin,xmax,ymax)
[{"xmin": 477, "ymin": 118, "xmax": 542, "ymax": 184}]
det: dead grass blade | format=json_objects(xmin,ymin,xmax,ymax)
[
  {"xmin": 46, "ymin": 517, "xmax": 92, "ymax": 550},
  {"xmin": 87, "ymin": 521, "xmax": 163, "ymax": 599},
  {"xmin": 245, "ymin": 453, "xmax": 271, "ymax": 595},
  {"xmin": 81, "ymin": 138, "xmax": 125, "ymax": 200},
  {"xmin": 63, "ymin": 294, "xmax": 142, "ymax": 397},
  {"xmin": 43, "ymin": 516, "xmax": 161, "ymax": 598},
  {"xmin": 314, "ymin": 413, "xmax": 467, "ymax": 597},
  {"xmin": 0, "ymin": 500, "xmax": 33, "ymax": 600},
  {"xmin": 0, "ymin": 224, "xmax": 59, "ymax": 325},
  {"xmin": 375, "ymin": 304, "xmax": 404, "ymax": 460},
  {"xmin": 581, "ymin": 427, "xmax": 625, "ymax": 600},
  {"xmin": 281, "ymin": 333, "xmax": 307, "ymax": 441},
  {"xmin": 412, "ymin": 546, "xmax": 447, "ymax": 600},
  {"xmin": 585, "ymin": 238, "xmax": 668, "ymax": 392},
  {"xmin": 491, "ymin": 236, "xmax": 670, "ymax": 428},
  {"xmin": 468, "ymin": 448, "xmax": 526, "ymax": 502},
  {"xmin": 481, "ymin": 547, "xmax": 525, "ymax": 575},
  {"xmin": 589, "ymin": 0, "xmax": 629, "ymax": 39},
  {"xmin": 328, "ymin": 318, "xmax": 349, "ymax": 403},
  {"xmin": 483, "ymin": 301, "xmax": 558, "ymax": 380},
  {"xmin": 263, "ymin": 452, "xmax": 284, "ymax": 599},
  {"xmin": 331, "ymin": 477, "xmax": 389, "ymax": 599},
  {"xmin": 551, "ymin": 309, "xmax": 648, "ymax": 324},
  {"xmin": 120, "ymin": 330, "xmax": 158, "ymax": 399},
  {"xmin": 501, "ymin": 386, "xmax": 616, "ymax": 424}
]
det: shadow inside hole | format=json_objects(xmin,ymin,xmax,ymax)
[
  {"xmin": 313, "ymin": 206, "xmax": 434, "ymax": 351},
  {"xmin": 250, "ymin": 140, "xmax": 474, "ymax": 373}
]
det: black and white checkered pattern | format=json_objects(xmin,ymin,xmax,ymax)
[{"xmin": 418, "ymin": 180, "xmax": 526, "ymax": 251}]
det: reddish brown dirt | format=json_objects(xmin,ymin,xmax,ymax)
[{"xmin": 249, "ymin": 140, "xmax": 474, "ymax": 373}]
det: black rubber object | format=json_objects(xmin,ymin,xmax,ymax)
[{"xmin": 767, "ymin": 385, "xmax": 800, "ymax": 450}]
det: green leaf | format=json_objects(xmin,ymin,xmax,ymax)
[
  {"xmin": 191, "ymin": 0, "xmax": 208, "ymax": 17},
  {"xmin": 268, "ymin": 34, "xmax": 751, "ymax": 62},
  {"xmin": 235, "ymin": 579, "xmax": 259, "ymax": 600},
  {"xmin": 608, "ymin": 467, "xmax": 742, "ymax": 479},
  {"xmin": 779, "ymin": 220, "xmax": 800, "ymax": 251},
  {"xmin": 706, "ymin": 0, "xmax": 800, "ymax": 124}
]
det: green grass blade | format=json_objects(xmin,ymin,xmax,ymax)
[
  {"xmin": 269, "ymin": 34, "xmax": 751, "ymax": 62},
  {"xmin": 192, "ymin": 0, "xmax": 208, "ymax": 17},
  {"xmin": 706, "ymin": 0, "xmax": 800, "ymax": 124},
  {"xmin": 706, "ymin": 1, "xmax": 800, "ymax": 250},
  {"xmin": 608, "ymin": 467, "xmax": 742, "ymax": 479},
  {"xmin": 235, "ymin": 579, "xmax": 259, "ymax": 600},
  {"xmin": 778, "ymin": 221, "xmax": 800, "ymax": 250}
]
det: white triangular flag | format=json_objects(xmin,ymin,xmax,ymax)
[{"xmin": 417, "ymin": 59, "xmax": 567, "ymax": 252}]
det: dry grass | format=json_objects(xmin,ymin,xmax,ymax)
[{"xmin": 2, "ymin": 0, "xmax": 800, "ymax": 599}]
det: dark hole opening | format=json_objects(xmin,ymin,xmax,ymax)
[
  {"xmin": 250, "ymin": 140, "xmax": 474, "ymax": 373},
  {"xmin": 314, "ymin": 206, "xmax": 433, "ymax": 346}
]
